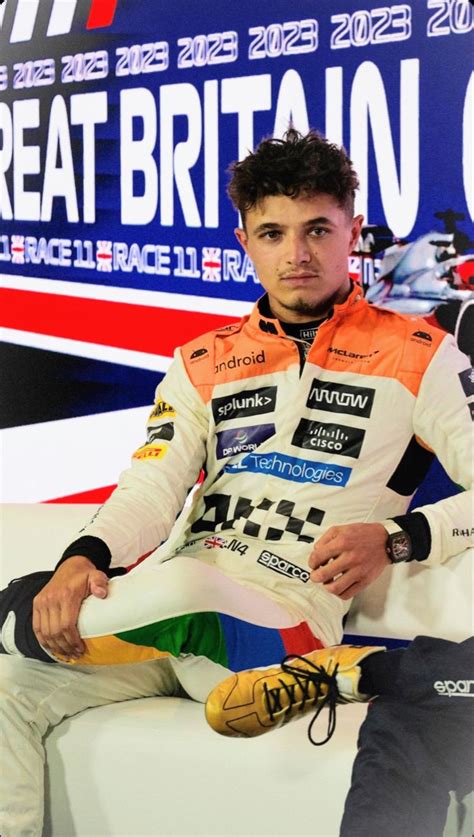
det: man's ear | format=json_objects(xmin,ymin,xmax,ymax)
[
  {"xmin": 234, "ymin": 227, "xmax": 249, "ymax": 254},
  {"xmin": 349, "ymin": 214, "xmax": 364, "ymax": 251}
]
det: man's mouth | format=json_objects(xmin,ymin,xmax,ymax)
[{"xmin": 281, "ymin": 273, "xmax": 319, "ymax": 284}]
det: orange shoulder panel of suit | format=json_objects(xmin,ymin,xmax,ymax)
[
  {"xmin": 181, "ymin": 319, "xmax": 247, "ymax": 404},
  {"xmin": 181, "ymin": 316, "xmax": 297, "ymax": 403},
  {"xmin": 314, "ymin": 304, "xmax": 447, "ymax": 397}
]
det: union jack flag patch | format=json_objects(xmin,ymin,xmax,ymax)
[{"xmin": 203, "ymin": 535, "xmax": 227, "ymax": 549}]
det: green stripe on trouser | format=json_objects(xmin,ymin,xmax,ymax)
[{"xmin": 117, "ymin": 612, "xmax": 229, "ymax": 667}]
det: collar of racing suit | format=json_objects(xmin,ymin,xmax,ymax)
[
  {"xmin": 251, "ymin": 282, "xmax": 365, "ymax": 370},
  {"xmin": 251, "ymin": 282, "xmax": 365, "ymax": 341}
]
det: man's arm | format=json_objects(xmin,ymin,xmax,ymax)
[
  {"xmin": 309, "ymin": 335, "xmax": 473, "ymax": 598},
  {"xmin": 401, "ymin": 335, "xmax": 473, "ymax": 563},
  {"xmin": 61, "ymin": 348, "xmax": 209, "ymax": 571},
  {"xmin": 33, "ymin": 349, "xmax": 209, "ymax": 654}
]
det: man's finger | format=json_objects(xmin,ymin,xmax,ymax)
[
  {"xmin": 59, "ymin": 617, "xmax": 85, "ymax": 657},
  {"xmin": 34, "ymin": 605, "xmax": 63, "ymax": 659},
  {"xmin": 43, "ymin": 603, "xmax": 80, "ymax": 658},
  {"xmin": 32, "ymin": 601, "xmax": 43, "ymax": 643},
  {"xmin": 338, "ymin": 582, "xmax": 365, "ymax": 601},
  {"xmin": 310, "ymin": 553, "xmax": 352, "ymax": 582},
  {"xmin": 89, "ymin": 572, "xmax": 109, "ymax": 599},
  {"xmin": 32, "ymin": 610, "xmax": 48, "ymax": 656},
  {"xmin": 309, "ymin": 539, "xmax": 342, "ymax": 569},
  {"xmin": 309, "ymin": 527, "xmax": 339, "ymax": 563},
  {"xmin": 55, "ymin": 598, "xmax": 86, "ymax": 657},
  {"xmin": 315, "ymin": 526, "xmax": 340, "ymax": 545},
  {"xmin": 315, "ymin": 567, "xmax": 360, "ymax": 597},
  {"xmin": 33, "ymin": 600, "xmax": 55, "ymax": 653}
]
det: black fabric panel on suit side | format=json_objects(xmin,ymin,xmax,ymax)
[{"xmin": 387, "ymin": 436, "xmax": 435, "ymax": 496}]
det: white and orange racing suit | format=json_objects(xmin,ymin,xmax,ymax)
[{"xmin": 60, "ymin": 282, "xmax": 473, "ymax": 648}]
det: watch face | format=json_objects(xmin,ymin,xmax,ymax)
[{"xmin": 389, "ymin": 532, "xmax": 412, "ymax": 563}]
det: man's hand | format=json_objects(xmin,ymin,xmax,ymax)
[
  {"xmin": 32, "ymin": 556, "xmax": 109, "ymax": 659},
  {"xmin": 309, "ymin": 523, "xmax": 391, "ymax": 600}
]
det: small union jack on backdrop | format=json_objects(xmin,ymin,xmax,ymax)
[
  {"xmin": 96, "ymin": 241, "xmax": 113, "ymax": 272},
  {"xmin": 10, "ymin": 236, "xmax": 25, "ymax": 265},
  {"xmin": 202, "ymin": 248, "xmax": 222, "ymax": 283}
]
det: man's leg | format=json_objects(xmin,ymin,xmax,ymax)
[
  {"xmin": 0, "ymin": 554, "xmax": 327, "ymax": 834},
  {"xmin": 1, "ymin": 556, "xmax": 325, "ymax": 670},
  {"xmin": 340, "ymin": 636, "xmax": 474, "ymax": 837},
  {"xmin": 0, "ymin": 654, "xmax": 185, "ymax": 837}
]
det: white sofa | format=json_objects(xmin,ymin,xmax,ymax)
[{"xmin": 1, "ymin": 504, "xmax": 472, "ymax": 837}]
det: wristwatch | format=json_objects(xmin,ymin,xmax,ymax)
[{"xmin": 382, "ymin": 520, "xmax": 412, "ymax": 563}]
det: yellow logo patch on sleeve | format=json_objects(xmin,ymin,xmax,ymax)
[
  {"xmin": 133, "ymin": 443, "xmax": 169, "ymax": 461},
  {"xmin": 148, "ymin": 400, "xmax": 176, "ymax": 423}
]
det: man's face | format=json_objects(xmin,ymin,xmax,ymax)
[{"xmin": 235, "ymin": 193, "xmax": 364, "ymax": 323}]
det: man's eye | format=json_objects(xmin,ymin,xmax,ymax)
[
  {"xmin": 262, "ymin": 230, "xmax": 281, "ymax": 240},
  {"xmin": 310, "ymin": 227, "xmax": 328, "ymax": 237}
]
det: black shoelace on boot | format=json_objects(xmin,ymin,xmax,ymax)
[{"xmin": 263, "ymin": 654, "xmax": 341, "ymax": 746}]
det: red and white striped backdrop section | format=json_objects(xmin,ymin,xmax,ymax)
[
  {"xmin": 0, "ymin": 274, "xmax": 252, "ymax": 503},
  {"xmin": 0, "ymin": 275, "xmax": 252, "ymax": 370}
]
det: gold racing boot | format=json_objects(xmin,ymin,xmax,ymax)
[{"xmin": 205, "ymin": 645, "xmax": 384, "ymax": 745}]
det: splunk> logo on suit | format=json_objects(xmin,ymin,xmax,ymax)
[{"xmin": 212, "ymin": 386, "xmax": 277, "ymax": 424}]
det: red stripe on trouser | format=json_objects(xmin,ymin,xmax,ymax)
[
  {"xmin": 0, "ymin": 289, "xmax": 234, "ymax": 355},
  {"xmin": 87, "ymin": 0, "xmax": 118, "ymax": 28},
  {"xmin": 280, "ymin": 623, "xmax": 325, "ymax": 656}
]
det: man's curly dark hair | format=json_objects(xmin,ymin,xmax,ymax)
[{"xmin": 227, "ymin": 128, "xmax": 359, "ymax": 224}]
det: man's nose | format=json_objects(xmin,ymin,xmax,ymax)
[{"xmin": 285, "ymin": 234, "xmax": 311, "ymax": 265}]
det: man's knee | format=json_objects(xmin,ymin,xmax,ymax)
[
  {"xmin": 0, "ymin": 655, "xmax": 75, "ymax": 736},
  {"xmin": 0, "ymin": 656, "xmax": 44, "ymax": 731}
]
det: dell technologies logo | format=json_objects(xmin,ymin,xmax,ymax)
[
  {"xmin": 225, "ymin": 451, "xmax": 351, "ymax": 487},
  {"xmin": 307, "ymin": 380, "xmax": 375, "ymax": 418}
]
